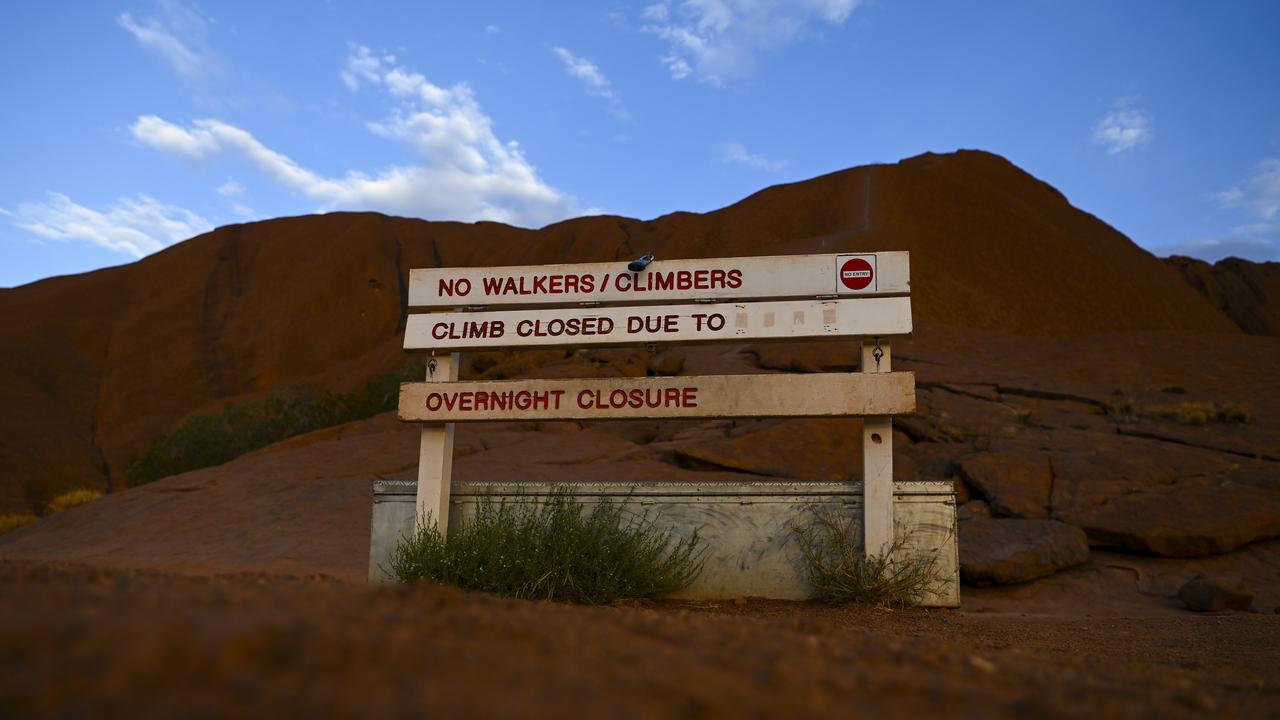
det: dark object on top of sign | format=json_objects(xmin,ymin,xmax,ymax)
[{"xmin": 628, "ymin": 253, "xmax": 656, "ymax": 273}]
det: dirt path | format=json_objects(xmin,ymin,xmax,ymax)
[{"xmin": 3, "ymin": 560, "xmax": 1275, "ymax": 719}]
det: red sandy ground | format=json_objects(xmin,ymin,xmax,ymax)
[{"xmin": 2, "ymin": 560, "xmax": 1276, "ymax": 719}]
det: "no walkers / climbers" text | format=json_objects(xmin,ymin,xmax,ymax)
[{"xmin": 438, "ymin": 269, "xmax": 745, "ymax": 298}]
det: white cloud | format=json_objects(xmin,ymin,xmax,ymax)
[
  {"xmin": 1218, "ymin": 158, "xmax": 1280, "ymax": 221},
  {"xmin": 643, "ymin": 3, "xmax": 669, "ymax": 21},
  {"xmin": 5, "ymin": 193, "xmax": 212, "ymax": 257},
  {"xmin": 341, "ymin": 44, "xmax": 383, "ymax": 91},
  {"xmin": 485, "ymin": 24, "xmax": 500, "ymax": 34},
  {"xmin": 642, "ymin": 0, "xmax": 860, "ymax": 84},
  {"xmin": 1093, "ymin": 99, "xmax": 1152, "ymax": 155},
  {"xmin": 552, "ymin": 47, "xmax": 628, "ymax": 119},
  {"xmin": 117, "ymin": 1, "xmax": 222, "ymax": 86},
  {"xmin": 553, "ymin": 48, "xmax": 614, "ymax": 99},
  {"xmin": 135, "ymin": 46, "xmax": 575, "ymax": 228},
  {"xmin": 719, "ymin": 141, "xmax": 785, "ymax": 172},
  {"xmin": 1162, "ymin": 158, "xmax": 1280, "ymax": 262},
  {"xmin": 216, "ymin": 180, "xmax": 245, "ymax": 196},
  {"xmin": 1152, "ymin": 232, "xmax": 1278, "ymax": 263}
]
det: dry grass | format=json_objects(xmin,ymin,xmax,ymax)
[
  {"xmin": 793, "ymin": 508, "xmax": 946, "ymax": 607},
  {"xmin": 1142, "ymin": 402, "xmax": 1250, "ymax": 426},
  {"xmin": 390, "ymin": 488, "xmax": 703, "ymax": 604},
  {"xmin": 46, "ymin": 488, "xmax": 105, "ymax": 514},
  {"xmin": 0, "ymin": 513, "xmax": 38, "ymax": 535},
  {"xmin": 1106, "ymin": 397, "xmax": 1251, "ymax": 426}
]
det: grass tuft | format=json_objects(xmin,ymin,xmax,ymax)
[
  {"xmin": 1142, "ymin": 402, "xmax": 1250, "ymax": 426},
  {"xmin": 389, "ymin": 488, "xmax": 703, "ymax": 604},
  {"xmin": 794, "ymin": 507, "xmax": 944, "ymax": 607},
  {"xmin": 128, "ymin": 362, "xmax": 426, "ymax": 485},
  {"xmin": 45, "ymin": 489, "xmax": 104, "ymax": 514},
  {"xmin": 1106, "ymin": 398, "xmax": 1252, "ymax": 426},
  {"xmin": 0, "ymin": 513, "xmax": 38, "ymax": 536}
]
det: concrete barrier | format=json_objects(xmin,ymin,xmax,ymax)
[{"xmin": 369, "ymin": 479, "xmax": 959, "ymax": 607}]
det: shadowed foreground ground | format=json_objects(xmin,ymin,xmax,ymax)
[{"xmin": 2, "ymin": 560, "xmax": 1276, "ymax": 719}]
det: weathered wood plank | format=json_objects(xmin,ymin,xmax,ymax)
[
  {"xmin": 408, "ymin": 252, "xmax": 910, "ymax": 308},
  {"xmin": 403, "ymin": 296, "xmax": 912, "ymax": 352},
  {"xmin": 415, "ymin": 353, "xmax": 459, "ymax": 534},
  {"xmin": 861, "ymin": 340, "xmax": 894, "ymax": 556},
  {"xmin": 398, "ymin": 372, "xmax": 915, "ymax": 422}
]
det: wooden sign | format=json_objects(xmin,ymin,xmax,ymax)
[
  {"xmin": 409, "ymin": 252, "xmax": 909, "ymax": 309},
  {"xmin": 392, "ymin": 249, "xmax": 918, "ymax": 572},
  {"xmin": 403, "ymin": 296, "xmax": 912, "ymax": 352},
  {"xmin": 399, "ymin": 372, "xmax": 915, "ymax": 422}
]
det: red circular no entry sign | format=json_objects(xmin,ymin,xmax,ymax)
[{"xmin": 838, "ymin": 257, "xmax": 874, "ymax": 291}]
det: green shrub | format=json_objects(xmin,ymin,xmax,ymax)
[
  {"xmin": 128, "ymin": 362, "xmax": 426, "ymax": 485},
  {"xmin": 794, "ymin": 507, "xmax": 944, "ymax": 607},
  {"xmin": 0, "ymin": 513, "xmax": 38, "ymax": 535},
  {"xmin": 46, "ymin": 488, "xmax": 104, "ymax": 514},
  {"xmin": 389, "ymin": 488, "xmax": 703, "ymax": 604}
]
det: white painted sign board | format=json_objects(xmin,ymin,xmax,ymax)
[
  {"xmin": 404, "ymin": 296, "xmax": 912, "ymax": 352},
  {"xmin": 409, "ymin": 252, "xmax": 908, "ymax": 309},
  {"xmin": 399, "ymin": 372, "xmax": 915, "ymax": 422}
]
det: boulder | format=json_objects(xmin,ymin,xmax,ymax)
[
  {"xmin": 673, "ymin": 419, "xmax": 918, "ymax": 483},
  {"xmin": 957, "ymin": 452, "xmax": 1052, "ymax": 518},
  {"xmin": 647, "ymin": 352, "xmax": 685, "ymax": 376},
  {"xmin": 959, "ymin": 518, "xmax": 1089, "ymax": 585},
  {"xmin": 741, "ymin": 343, "xmax": 859, "ymax": 374},
  {"xmin": 1178, "ymin": 576, "xmax": 1253, "ymax": 612},
  {"xmin": 1060, "ymin": 483, "xmax": 1280, "ymax": 557},
  {"xmin": 956, "ymin": 499, "xmax": 991, "ymax": 521}
]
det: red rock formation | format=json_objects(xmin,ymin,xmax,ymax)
[{"xmin": 0, "ymin": 151, "xmax": 1250, "ymax": 513}]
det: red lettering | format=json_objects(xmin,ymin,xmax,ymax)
[
  {"xmin": 439, "ymin": 278, "xmax": 472, "ymax": 297},
  {"xmin": 727, "ymin": 269, "xmax": 743, "ymax": 289},
  {"xmin": 709, "ymin": 269, "xmax": 726, "ymax": 288},
  {"xmin": 664, "ymin": 388, "xmax": 680, "ymax": 406},
  {"xmin": 694, "ymin": 269, "xmax": 709, "ymax": 289},
  {"xmin": 682, "ymin": 387, "xmax": 697, "ymax": 407}
]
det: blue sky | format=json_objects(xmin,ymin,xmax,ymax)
[{"xmin": 2, "ymin": 1, "xmax": 1278, "ymax": 288}]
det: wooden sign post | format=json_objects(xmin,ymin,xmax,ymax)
[
  {"xmin": 399, "ymin": 252, "xmax": 915, "ymax": 557},
  {"xmin": 416, "ymin": 352, "xmax": 458, "ymax": 534}
]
